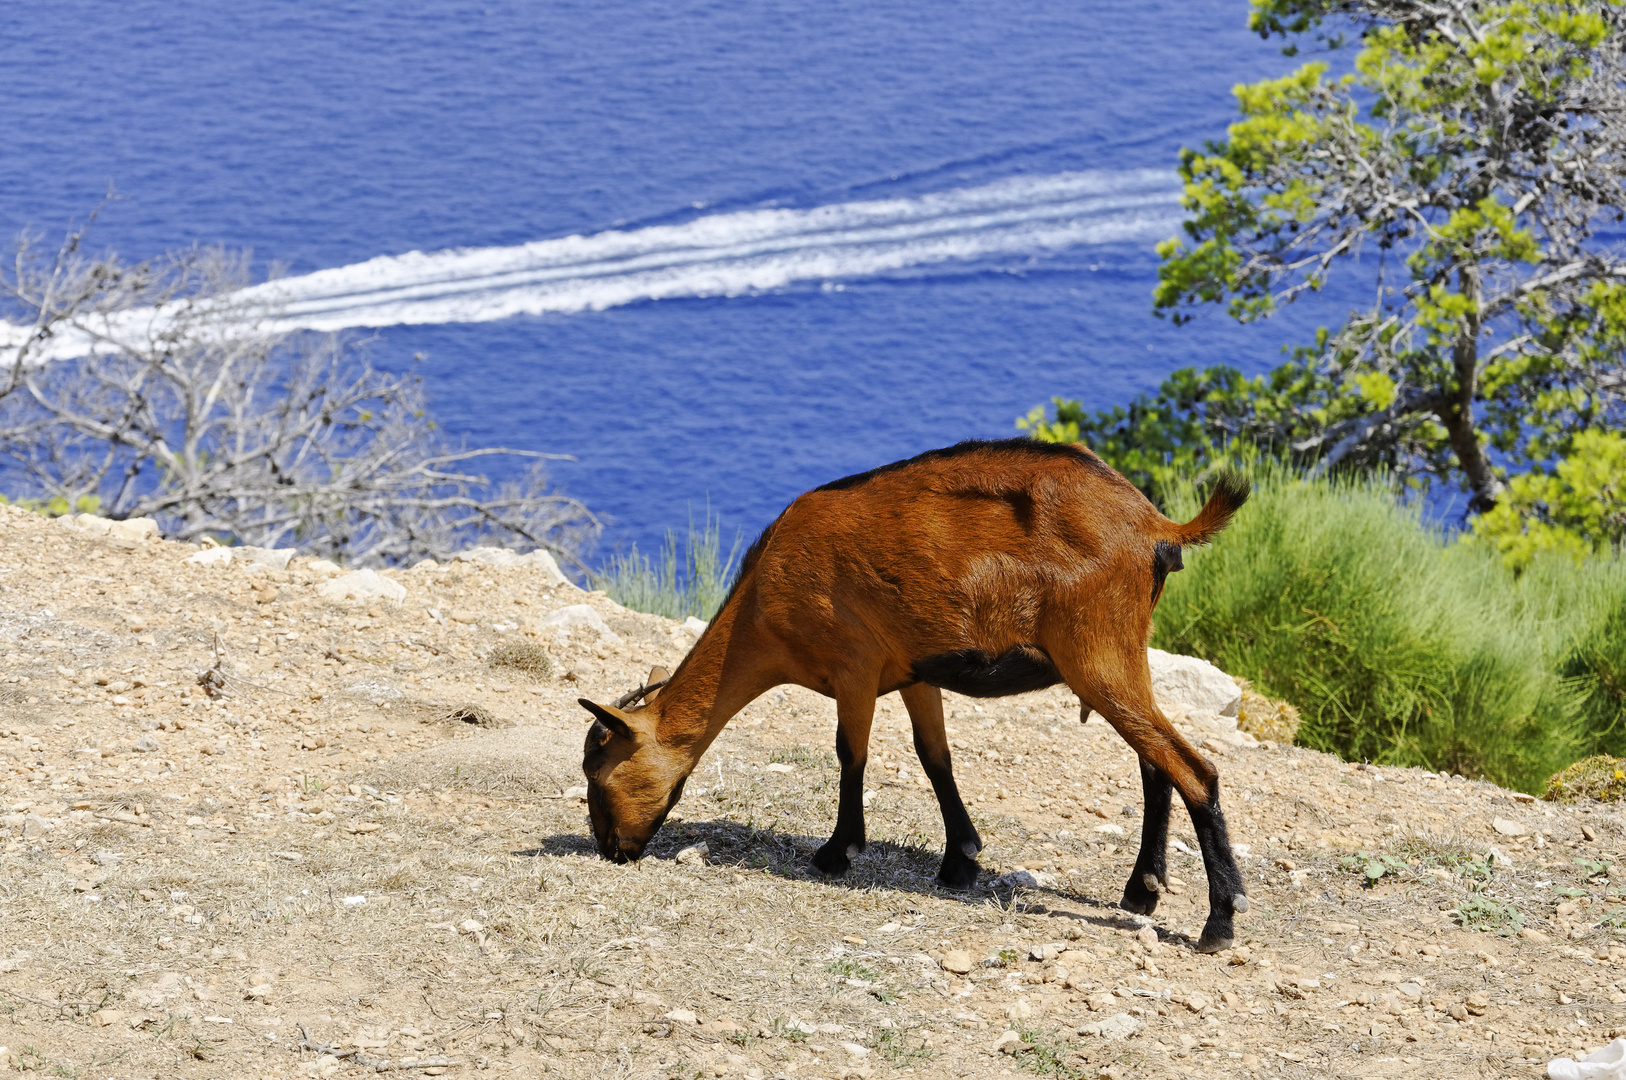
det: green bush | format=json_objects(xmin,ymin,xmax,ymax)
[
  {"xmin": 1467, "ymin": 429, "xmax": 1626, "ymax": 572},
  {"xmin": 1153, "ymin": 463, "xmax": 1626, "ymax": 793},
  {"xmin": 595, "ymin": 506, "xmax": 744, "ymax": 622}
]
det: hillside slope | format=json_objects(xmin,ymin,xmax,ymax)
[{"xmin": 0, "ymin": 500, "xmax": 1620, "ymax": 1079}]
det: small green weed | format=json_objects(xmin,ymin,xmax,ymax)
[
  {"xmin": 825, "ymin": 958, "xmax": 881, "ymax": 983},
  {"xmin": 870, "ymin": 1020, "xmax": 933, "ymax": 1068},
  {"xmin": 1340, "ymin": 850, "xmax": 1409, "ymax": 883},
  {"xmin": 1576, "ymin": 857, "xmax": 1612, "ymax": 879},
  {"xmin": 1012, "ymin": 1027, "xmax": 1089, "ymax": 1079},
  {"xmin": 1456, "ymin": 896, "xmax": 1525, "ymax": 935},
  {"xmin": 770, "ymin": 1016, "xmax": 809, "ymax": 1042},
  {"xmin": 1600, "ymin": 908, "xmax": 1626, "ymax": 929},
  {"xmin": 995, "ymin": 946, "xmax": 1022, "ymax": 968}
]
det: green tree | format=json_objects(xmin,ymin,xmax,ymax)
[
  {"xmin": 1155, "ymin": 0, "xmax": 1626, "ymax": 511},
  {"xmin": 1469, "ymin": 427, "xmax": 1626, "ymax": 570},
  {"xmin": 1018, "ymin": 357, "xmax": 1428, "ymax": 501}
]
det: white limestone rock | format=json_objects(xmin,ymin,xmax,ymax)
[
  {"xmin": 316, "ymin": 569, "xmax": 406, "ymax": 604},
  {"xmin": 532, "ymin": 604, "xmax": 621, "ymax": 643},
  {"xmin": 1147, "ymin": 647, "xmax": 1241, "ymax": 717},
  {"xmin": 453, "ymin": 546, "xmax": 570, "ymax": 586}
]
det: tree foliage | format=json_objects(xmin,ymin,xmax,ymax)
[
  {"xmin": 1155, "ymin": 0, "xmax": 1626, "ymax": 510},
  {"xmin": 0, "ymin": 228, "xmax": 599, "ymax": 569},
  {"xmin": 1468, "ymin": 427, "xmax": 1626, "ymax": 569},
  {"xmin": 1019, "ymin": 358, "xmax": 1425, "ymax": 500}
]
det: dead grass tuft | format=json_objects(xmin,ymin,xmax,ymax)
[
  {"xmin": 1392, "ymin": 829, "xmax": 1481, "ymax": 867},
  {"xmin": 438, "ymin": 703, "xmax": 501, "ymax": 727},
  {"xmin": 1545, "ymin": 754, "xmax": 1626, "ymax": 803},
  {"xmin": 1234, "ymin": 678, "xmax": 1301, "ymax": 743},
  {"xmin": 488, "ymin": 640, "xmax": 553, "ymax": 679}
]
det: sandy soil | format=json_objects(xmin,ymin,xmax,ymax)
[{"xmin": 0, "ymin": 500, "xmax": 1622, "ymax": 1080}]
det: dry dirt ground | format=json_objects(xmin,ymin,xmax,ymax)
[{"xmin": 1, "ymin": 501, "xmax": 1624, "ymax": 1080}]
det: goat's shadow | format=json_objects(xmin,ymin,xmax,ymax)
[{"xmin": 515, "ymin": 817, "xmax": 1196, "ymax": 947}]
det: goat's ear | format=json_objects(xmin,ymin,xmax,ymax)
[
  {"xmin": 579, "ymin": 698, "xmax": 638, "ymax": 744},
  {"xmin": 645, "ymin": 666, "xmax": 670, "ymax": 700}
]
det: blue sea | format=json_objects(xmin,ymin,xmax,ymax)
[{"xmin": 1, "ymin": 1, "xmax": 1350, "ymax": 559}]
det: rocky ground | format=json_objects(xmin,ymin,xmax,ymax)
[{"xmin": 0, "ymin": 500, "xmax": 1623, "ymax": 1080}]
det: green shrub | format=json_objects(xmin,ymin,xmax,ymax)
[
  {"xmin": 0, "ymin": 492, "xmax": 103, "ymax": 517},
  {"xmin": 1468, "ymin": 429, "xmax": 1626, "ymax": 572},
  {"xmin": 1546, "ymin": 756, "xmax": 1626, "ymax": 804},
  {"xmin": 595, "ymin": 506, "xmax": 744, "ymax": 622},
  {"xmin": 1154, "ymin": 463, "xmax": 1626, "ymax": 793}
]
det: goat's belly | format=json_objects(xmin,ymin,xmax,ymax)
[{"xmin": 910, "ymin": 645, "xmax": 1063, "ymax": 699}]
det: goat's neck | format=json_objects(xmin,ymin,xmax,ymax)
[{"xmin": 652, "ymin": 599, "xmax": 773, "ymax": 765}]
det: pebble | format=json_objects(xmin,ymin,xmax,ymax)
[
  {"xmin": 1491, "ymin": 817, "xmax": 1526, "ymax": 836},
  {"xmin": 663, "ymin": 1009, "xmax": 698, "ymax": 1025},
  {"xmin": 940, "ymin": 950, "xmax": 974, "ymax": 974},
  {"xmin": 675, "ymin": 842, "xmax": 710, "ymax": 866}
]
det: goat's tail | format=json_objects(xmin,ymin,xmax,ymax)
[{"xmin": 1168, "ymin": 470, "xmax": 1251, "ymax": 546}]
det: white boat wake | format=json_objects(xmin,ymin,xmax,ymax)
[{"xmin": 3, "ymin": 170, "xmax": 1183, "ymax": 360}]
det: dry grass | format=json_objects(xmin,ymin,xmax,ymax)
[
  {"xmin": 488, "ymin": 640, "xmax": 554, "ymax": 680},
  {"xmin": 1234, "ymin": 678, "xmax": 1302, "ymax": 744},
  {"xmin": 1546, "ymin": 754, "xmax": 1626, "ymax": 803}
]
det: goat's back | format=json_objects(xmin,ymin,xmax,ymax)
[{"xmin": 738, "ymin": 439, "xmax": 1166, "ymax": 667}]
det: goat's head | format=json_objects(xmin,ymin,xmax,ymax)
[{"xmin": 578, "ymin": 668, "xmax": 685, "ymax": 862}]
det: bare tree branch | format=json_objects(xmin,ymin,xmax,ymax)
[{"xmin": 0, "ymin": 236, "xmax": 599, "ymax": 571}]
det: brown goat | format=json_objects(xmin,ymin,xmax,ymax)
[{"xmin": 580, "ymin": 438, "xmax": 1251, "ymax": 952}]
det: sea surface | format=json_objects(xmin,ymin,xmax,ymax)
[{"xmin": 1, "ymin": 0, "xmax": 1353, "ymax": 560}]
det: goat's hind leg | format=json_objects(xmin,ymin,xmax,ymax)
[
  {"xmin": 1120, "ymin": 756, "xmax": 1173, "ymax": 916},
  {"xmin": 1061, "ymin": 652, "xmax": 1248, "ymax": 952},
  {"xmin": 810, "ymin": 686, "xmax": 876, "ymax": 880},
  {"xmin": 900, "ymin": 683, "xmax": 982, "ymax": 890}
]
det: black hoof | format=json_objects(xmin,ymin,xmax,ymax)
[
  {"xmin": 1195, "ymin": 916, "xmax": 1235, "ymax": 954},
  {"xmin": 1119, "ymin": 872, "xmax": 1162, "ymax": 916},
  {"xmin": 810, "ymin": 842, "xmax": 853, "ymax": 879},
  {"xmin": 934, "ymin": 856, "xmax": 980, "ymax": 891}
]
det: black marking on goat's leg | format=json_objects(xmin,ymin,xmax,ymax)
[
  {"xmin": 912, "ymin": 736, "xmax": 981, "ymax": 891},
  {"xmin": 811, "ymin": 725, "xmax": 868, "ymax": 879},
  {"xmin": 1120, "ymin": 757, "xmax": 1172, "ymax": 915},
  {"xmin": 899, "ymin": 683, "xmax": 981, "ymax": 890},
  {"xmin": 1183, "ymin": 784, "xmax": 1246, "ymax": 954}
]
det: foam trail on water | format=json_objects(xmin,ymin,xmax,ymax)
[{"xmin": 3, "ymin": 170, "xmax": 1182, "ymax": 359}]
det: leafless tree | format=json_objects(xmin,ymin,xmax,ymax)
[{"xmin": 0, "ymin": 226, "xmax": 600, "ymax": 572}]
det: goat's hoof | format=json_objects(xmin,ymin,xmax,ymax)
[
  {"xmin": 934, "ymin": 858, "xmax": 980, "ymax": 892},
  {"xmin": 1119, "ymin": 876, "xmax": 1161, "ymax": 916},
  {"xmin": 1232, "ymin": 894, "xmax": 1249, "ymax": 915},
  {"xmin": 810, "ymin": 844, "xmax": 852, "ymax": 879},
  {"xmin": 1194, "ymin": 920, "xmax": 1235, "ymax": 954}
]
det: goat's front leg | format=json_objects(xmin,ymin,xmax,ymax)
[
  {"xmin": 900, "ymin": 683, "xmax": 982, "ymax": 890},
  {"xmin": 1120, "ymin": 756, "xmax": 1173, "ymax": 916},
  {"xmin": 810, "ymin": 688, "xmax": 876, "ymax": 879}
]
